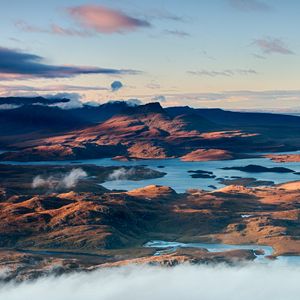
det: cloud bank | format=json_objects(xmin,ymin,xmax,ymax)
[
  {"xmin": 44, "ymin": 93, "xmax": 84, "ymax": 109},
  {"xmin": 1, "ymin": 263, "xmax": 300, "ymax": 300},
  {"xmin": 0, "ymin": 46, "xmax": 139, "ymax": 80},
  {"xmin": 0, "ymin": 96, "xmax": 70, "ymax": 106},
  {"xmin": 0, "ymin": 93, "xmax": 87, "ymax": 110}
]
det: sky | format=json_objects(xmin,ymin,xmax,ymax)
[{"xmin": 0, "ymin": 0, "xmax": 300, "ymax": 111}]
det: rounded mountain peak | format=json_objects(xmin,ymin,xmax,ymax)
[{"xmin": 122, "ymin": 102, "xmax": 165, "ymax": 115}]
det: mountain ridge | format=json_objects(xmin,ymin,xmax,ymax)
[{"xmin": 1, "ymin": 99, "xmax": 300, "ymax": 161}]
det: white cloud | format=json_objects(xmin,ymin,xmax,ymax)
[
  {"xmin": 108, "ymin": 168, "xmax": 158, "ymax": 180},
  {"xmin": 0, "ymin": 104, "xmax": 21, "ymax": 110},
  {"xmin": 1, "ymin": 263, "xmax": 300, "ymax": 300},
  {"xmin": 151, "ymin": 95, "xmax": 166, "ymax": 102},
  {"xmin": 46, "ymin": 93, "xmax": 84, "ymax": 109},
  {"xmin": 108, "ymin": 168, "xmax": 135, "ymax": 180},
  {"xmin": 32, "ymin": 168, "xmax": 87, "ymax": 190}
]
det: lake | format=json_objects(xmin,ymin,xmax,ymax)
[
  {"xmin": 144, "ymin": 240, "xmax": 300, "ymax": 264},
  {"xmin": 3, "ymin": 152, "xmax": 300, "ymax": 264},
  {"xmin": 3, "ymin": 151, "xmax": 300, "ymax": 192},
  {"xmin": 144, "ymin": 240, "xmax": 273, "ymax": 257}
]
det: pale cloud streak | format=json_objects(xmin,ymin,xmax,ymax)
[
  {"xmin": 125, "ymin": 89, "xmax": 300, "ymax": 111},
  {"xmin": 228, "ymin": 0, "xmax": 272, "ymax": 12},
  {"xmin": 0, "ymin": 84, "xmax": 108, "ymax": 93},
  {"xmin": 187, "ymin": 69, "xmax": 258, "ymax": 77},
  {"xmin": 15, "ymin": 21, "xmax": 92, "ymax": 37},
  {"xmin": 163, "ymin": 30, "xmax": 191, "ymax": 38},
  {"xmin": 16, "ymin": 5, "xmax": 186, "ymax": 37},
  {"xmin": 253, "ymin": 37, "xmax": 294, "ymax": 55}
]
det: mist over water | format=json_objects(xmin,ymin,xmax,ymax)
[
  {"xmin": 108, "ymin": 167, "xmax": 137, "ymax": 180},
  {"xmin": 1, "ymin": 263, "xmax": 300, "ymax": 300},
  {"xmin": 6, "ymin": 152, "xmax": 300, "ymax": 192},
  {"xmin": 32, "ymin": 168, "xmax": 87, "ymax": 190}
]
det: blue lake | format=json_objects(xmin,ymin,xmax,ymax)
[
  {"xmin": 144, "ymin": 240, "xmax": 274, "ymax": 257},
  {"xmin": 144, "ymin": 240, "xmax": 300, "ymax": 264},
  {"xmin": 3, "ymin": 151, "xmax": 300, "ymax": 192},
  {"xmin": 3, "ymin": 152, "xmax": 300, "ymax": 263}
]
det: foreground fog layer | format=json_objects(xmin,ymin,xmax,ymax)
[{"xmin": 1, "ymin": 263, "xmax": 300, "ymax": 300}]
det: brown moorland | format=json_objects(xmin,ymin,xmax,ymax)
[{"xmin": 1, "ymin": 164, "xmax": 300, "ymax": 281}]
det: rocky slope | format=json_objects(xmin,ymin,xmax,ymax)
[
  {"xmin": 1, "ymin": 166, "xmax": 300, "ymax": 257},
  {"xmin": 2, "ymin": 100, "xmax": 300, "ymax": 161},
  {"xmin": 265, "ymin": 154, "xmax": 300, "ymax": 163},
  {"xmin": 0, "ymin": 103, "xmax": 279, "ymax": 161},
  {"xmin": 0, "ymin": 247, "xmax": 256, "ymax": 282},
  {"xmin": 181, "ymin": 149, "xmax": 240, "ymax": 161}
]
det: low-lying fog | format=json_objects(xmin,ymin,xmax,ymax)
[
  {"xmin": 32, "ymin": 168, "xmax": 87, "ymax": 190},
  {"xmin": 1, "ymin": 263, "xmax": 300, "ymax": 300}
]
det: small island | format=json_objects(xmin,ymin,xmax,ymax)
[{"xmin": 222, "ymin": 164, "xmax": 295, "ymax": 173}]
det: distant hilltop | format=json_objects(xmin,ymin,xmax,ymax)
[{"xmin": 1, "ymin": 97, "xmax": 300, "ymax": 161}]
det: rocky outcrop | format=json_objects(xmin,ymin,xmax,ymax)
[
  {"xmin": 222, "ymin": 164, "xmax": 295, "ymax": 173},
  {"xmin": 181, "ymin": 149, "xmax": 235, "ymax": 161},
  {"xmin": 265, "ymin": 154, "xmax": 300, "ymax": 163}
]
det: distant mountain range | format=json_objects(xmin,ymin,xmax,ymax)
[{"xmin": 1, "ymin": 96, "xmax": 300, "ymax": 161}]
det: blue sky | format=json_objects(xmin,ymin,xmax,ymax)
[{"xmin": 0, "ymin": 0, "xmax": 299, "ymax": 111}]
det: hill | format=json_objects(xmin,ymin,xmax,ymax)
[{"xmin": 1, "ymin": 99, "xmax": 300, "ymax": 161}]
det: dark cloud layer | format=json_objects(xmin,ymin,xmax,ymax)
[
  {"xmin": 0, "ymin": 47, "xmax": 139, "ymax": 80},
  {"xmin": 0, "ymin": 96, "xmax": 69, "ymax": 106},
  {"xmin": 111, "ymin": 81, "xmax": 123, "ymax": 92}
]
